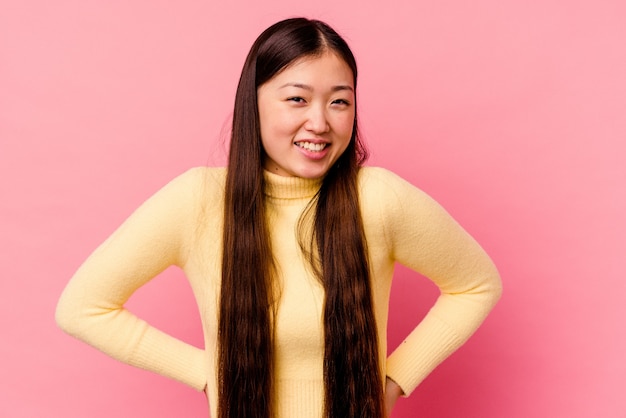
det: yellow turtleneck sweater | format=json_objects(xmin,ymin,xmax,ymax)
[{"xmin": 56, "ymin": 167, "xmax": 501, "ymax": 417}]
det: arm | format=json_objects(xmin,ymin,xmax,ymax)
[
  {"xmin": 375, "ymin": 168, "xmax": 502, "ymax": 396},
  {"xmin": 55, "ymin": 168, "xmax": 209, "ymax": 391}
]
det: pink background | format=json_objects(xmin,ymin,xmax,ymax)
[{"xmin": 1, "ymin": 0, "xmax": 624, "ymax": 417}]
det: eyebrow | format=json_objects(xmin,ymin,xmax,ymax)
[{"xmin": 279, "ymin": 82, "xmax": 354, "ymax": 92}]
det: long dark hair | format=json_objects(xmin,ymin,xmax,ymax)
[{"xmin": 219, "ymin": 18, "xmax": 384, "ymax": 418}]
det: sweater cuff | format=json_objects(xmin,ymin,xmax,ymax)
[
  {"xmin": 131, "ymin": 326, "xmax": 208, "ymax": 391},
  {"xmin": 386, "ymin": 313, "xmax": 462, "ymax": 396}
]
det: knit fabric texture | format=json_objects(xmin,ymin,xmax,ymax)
[{"xmin": 56, "ymin": 166, "xmax": 502, "ymax": 417}]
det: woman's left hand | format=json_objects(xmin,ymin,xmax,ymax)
[{"xmin": 384, "ymin": 377, "xmax": 404, "ymax": 417}]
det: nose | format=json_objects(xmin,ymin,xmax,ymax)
[{"xmin": 304, "ymin": 105, "xmax": 330, "ymax": 134}]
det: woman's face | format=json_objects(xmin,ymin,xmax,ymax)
[{"xmin": 257, "ymin": 52, "xmax": 355, "ymax": 179}]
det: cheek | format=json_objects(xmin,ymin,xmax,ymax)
[
  {"xmin": 258, "ymin": 96, "xmax": 279, "ymax": 133},
  {"xmin": 260, "ymin": 107, "xmax": 299, "ymax": 140},
  {"xmin": 261, "ymin": 121, "xmax": 292, "ymax": 149},
  {"xmin": 336, "ymin": 114, "xmax": 355, "ymax": 139}
]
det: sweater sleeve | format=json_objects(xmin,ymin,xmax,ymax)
[
  {"xmin": 373, "ymin": 168, "xmax": 502, "ymax": 396},
  {"xmin": 55, "ymin": 168, "xmax": 209, "ymax": 391}
]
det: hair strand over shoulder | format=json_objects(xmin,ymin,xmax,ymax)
[{"xmin": 219, "ymin": 17, "xmax": 383, "ymax": 418}]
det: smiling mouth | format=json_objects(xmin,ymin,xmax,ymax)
[{"xmin": 295, "ymin": 141, "xmax": 328, "ymax": 152}]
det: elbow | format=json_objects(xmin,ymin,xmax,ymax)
[
  {"xmin": 55, "ymin": 294, "xmax": 74, "ymax": 335},
  {"xmin": 496, "ymin": 276, "xmax": 503, "ymax": 302},
  {"xmin": 470, "ymin": 261, "xmax": 503, "ymax": 313},
  {"xmin": 55, "ymin": 288, "xmax": 85, "ymax": 338},
  {"xmin": 486, "ymin": 267, "xmax": 503, "ymax": 310}
]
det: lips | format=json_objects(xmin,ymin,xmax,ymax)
[{"xmin": 294, "ymin": 141, "xmax": 328, "ymax": 152}]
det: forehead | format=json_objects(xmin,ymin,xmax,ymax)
[{"xmin": 265, "ymin": 52, "xmax": 354, "ymax": 88}]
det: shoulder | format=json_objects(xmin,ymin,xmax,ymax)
[
  {"xmin": 357, "ymin": 166, "xmax": 450, "ymax": 223},
  {"xmin": 134, "ymin": 167, "xmax": 227, "ymax": 218},
  {"xmin": 357, "ymin": 166, "xmax": 427, "ymax": 202},
  {"xmin": 174, "ymin": 166, "xmax": 226, "ymax": 187},
  {"xmin": 358, "ymin": 166, "xmax": 405, "ymax": 185},
  {"xmin": 160, "ymin": 166, "xmax": 227, "ymax": 198}
]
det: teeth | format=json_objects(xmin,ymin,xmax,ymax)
[{"xmin": 296, "ymin": 142, "xmax": 327, "ymax": 152}]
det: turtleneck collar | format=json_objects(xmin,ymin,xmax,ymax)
[{"xmin": 263, "ymin": 170, "xmax": 322, "ymax": 201}]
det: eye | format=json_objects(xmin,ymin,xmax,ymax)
[
  {"xmin": 331, "ymin": 99, "xmax": 351, "ymax": 106},
  {"xmin": 287, "ymin": 97, "xmax": 306, "ymax": 103}
]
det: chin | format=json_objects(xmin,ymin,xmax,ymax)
[{"xmin": 293, "ymin": 166, "xmax": 330, "ymax": 179}]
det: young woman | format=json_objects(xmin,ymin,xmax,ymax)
[{"xmin": 56, "ymin": 18, "xmax": 502, "ymax": 418}]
